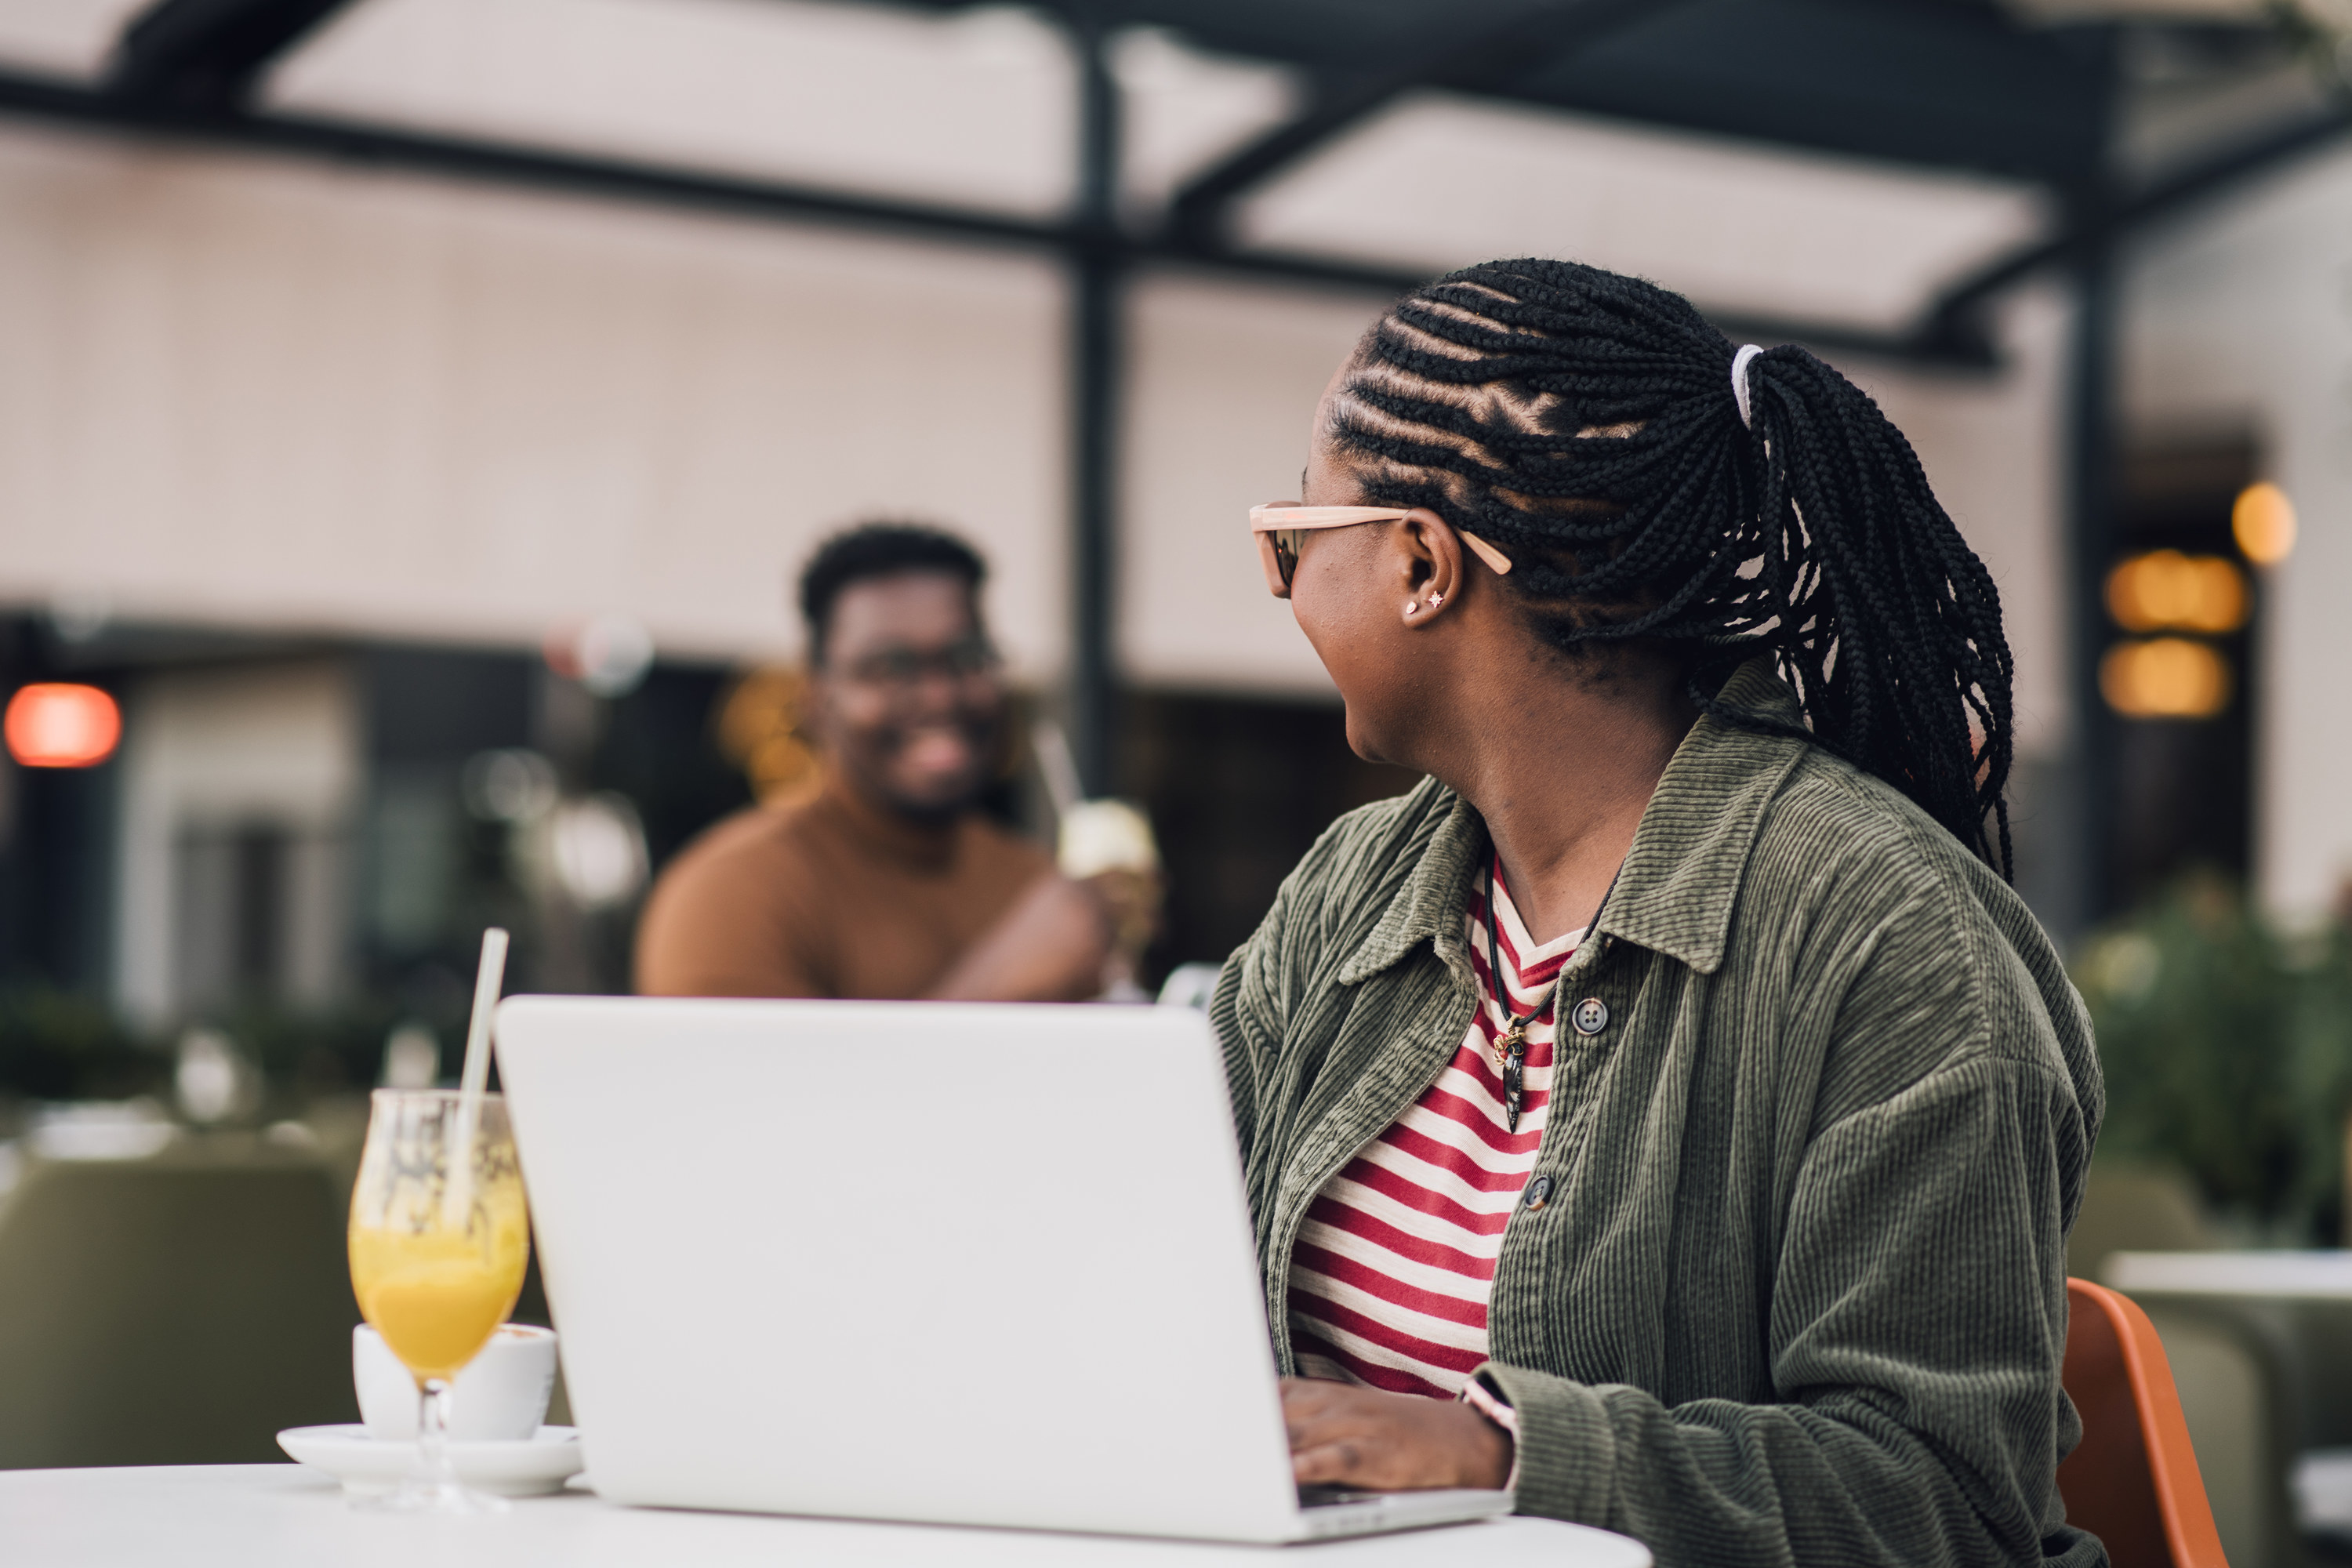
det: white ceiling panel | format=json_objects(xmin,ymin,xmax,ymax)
[
  {"xmin": 267, "ymin": 0, "xmax": 1078, "ymax": 217},
  {"xmin": 0, "ymin": 0, "xmax": 148, "ymax": 79},
  {"xmin": 1110, "ymin": 26, "xmax": 1300, "ymax": 220},
  {"xmin": 0, "ymin": 125, "xmax": 1069, "ymax": 673},
  {"xmin": 1236, "ymin": 93, "xmax": 2053, "ymax": 334}
]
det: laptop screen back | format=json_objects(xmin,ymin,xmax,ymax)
[{"xmin": 494, "ymin": 996, "xmax": 1301, "ymax": 1541}]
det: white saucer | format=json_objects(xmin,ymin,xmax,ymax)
[{"xmin": 277, "ymin": 1425, "xmax": 584, "ymax": 1497}]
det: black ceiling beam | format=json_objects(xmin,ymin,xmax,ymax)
[
  {"xmin": 1164, "ymin": 0, "xmax": 1661, "ymax": 250},
  {"xmin": 1917, "ymin": 100, "xmax": 2352, "ymax": 348},
  {"xmin": 107, "ymin": 0, "xmax": 354, "ymax": 112},
  {"xmin": 0, "ymin": 67, "xmax": 1059, "ymax": 244},
  {"xmin": 0, "ymin": 66, "xmax": 1987, "ymax": 368}
]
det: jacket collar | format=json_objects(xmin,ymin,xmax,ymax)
[
  {"xmin": 1334, "ymin": 784, "xmax": 1490, "ymax": 986},
  {"xmin": 1337, "ymin": 655, "xmax": 1810, "ymax": 985}
]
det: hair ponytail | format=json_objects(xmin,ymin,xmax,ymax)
[
  {"xmin": 1329, "ymin": 258, "xmax": 2015, "ymax": 876},
  {"xmin": 1737, "ymin": 347, "xmax": 2013, "ymax": 873}
]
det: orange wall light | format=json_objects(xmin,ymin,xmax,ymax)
[
  {"xmin": 5, "ymin": 684, "xmax": 122, "ymax": 768},
  {"xmin": 2100, "ymin": 639, "xmax": 2232, "ymax": 720},
  {"xmin": 2234, "ymin": 481, "xmax": 2296, "ymax": 565},
  {"xmin": 2106, "ymin": 550, "xmax": 2248, "ymax": 634}
]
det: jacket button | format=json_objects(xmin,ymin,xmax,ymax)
[
  {"xmin": 1523, "ymin": 1175, "xmax": 1554, "ymax": 1210},
  {"xmin": 1571, "ymin": 997, "xmax": 1610, "ymax": 1036}
]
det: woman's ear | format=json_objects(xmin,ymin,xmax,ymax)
[{"xmin": 1396, "ymin": 509, "xmax": 1465, "ymax": 628}]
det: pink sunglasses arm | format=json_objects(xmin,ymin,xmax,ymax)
[{"xmin": 1247, "ymin": 505, "xmax": 1513, "ymax": 575}]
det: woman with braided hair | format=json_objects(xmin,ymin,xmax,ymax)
[{"xmin": 1214, "ymin": 258, "xmax": 2101, "ymax": 1566}]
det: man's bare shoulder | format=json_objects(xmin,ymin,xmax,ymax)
[{"xmin": 634, "ymin": 797, "xmax": 838, "ymax": 997}]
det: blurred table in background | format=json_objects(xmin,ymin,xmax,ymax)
[
  {"xmin": 0, "ymin": 1466, "xmax": 1652, "ymax": 1568},
  {"xmin": 2104, "ymin": 1248, "xmax": 2352, "ymax": 1568},
  {"xmin": 2108, "ymin": 1251, "xmax": 2352, "ymax": 1299}
]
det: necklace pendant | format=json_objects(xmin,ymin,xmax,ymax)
[
  {"xmin": 1491, "ymin": 1021, "xmax": 1524, "ymax": 1074},
  {"xmin": 1504, "ymin": 1050, "xmax": 1524, "ymax": 1134}
]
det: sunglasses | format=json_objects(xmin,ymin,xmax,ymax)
[
  {"xmin": 839, "ymin": 636, "xmax": 1000, "ymax": 693},
  {"xmin": 1247, "ymin": 503, "xmax": 1515, "ymax": 598}
]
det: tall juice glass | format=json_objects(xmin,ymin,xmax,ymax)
[{"xmin": 348, "ymin": 1088, "xmax": 530, "ymax": 1513}]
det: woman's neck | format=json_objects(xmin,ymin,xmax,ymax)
[{"xmin": 1434, "ymin": 675, "xmax": 1696, "ymax": 945}]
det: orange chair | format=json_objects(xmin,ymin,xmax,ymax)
[{"xmin": 2059, "ymin": 1277, "xmax": 2230, "ymax": 1568}]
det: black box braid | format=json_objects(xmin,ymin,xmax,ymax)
[{"xmin": 1327, "ymin": 257, "xmax": 2016, "ymax": 877}]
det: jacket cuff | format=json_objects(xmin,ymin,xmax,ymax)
[
  {"xmin": 1456, "ymin": 1375, "xmax": 1522, "ymax": 1494},
  {"xmin": 1472, "ymin": 1361, "xmax": 1619, "ymax": 1524}
]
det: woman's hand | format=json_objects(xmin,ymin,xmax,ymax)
[{"xmin": 1282, "ymin": 1377, "xmax": 1512, "ymax": 1491}]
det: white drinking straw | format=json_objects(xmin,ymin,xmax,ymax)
[
  {"xmin": 442, "ymin": 927, "xmax": 509, "ymax": 1227},
  {"xmin": 1032, "ymin": 719, "xmax": 1083, "ymax": 818}
]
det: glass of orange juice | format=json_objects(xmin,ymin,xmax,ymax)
[{"xmin": 348, "ymin": 1088, "xmax": 531, "ymax": 1514}]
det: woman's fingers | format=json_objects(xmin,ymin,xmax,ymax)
[
  {"xmin": 1291, "ymin": 1439, "xmax": 1372, "ymax": 1486},
  {"xmin": 1279, "ymin": 1375, "xmax": 1348, "ymax": 1433},
  {"xmin": 1282, "ymin": 1378, "xmax": 1417, "ymax": 1487},
  {"xmin": 1279, "ymin": 1377, "xmax": 1513, "ymax": 1491},
  {"xmin": 1289, "ymin": 1424, "xmax": 1437, "ymax": 1490},
  {"xmin": 1283, "ymin": 1380, "xmax": 1387, "ymax": 1483}
]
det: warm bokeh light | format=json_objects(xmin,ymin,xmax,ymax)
[
  {"xmin": 2105, "ymin": 550, "xmax": 2247, "ymax": 634},
  {"xmin": 4, "ymin": 683, "xmax": 122, "ymax": 768},
  {"xmin": 2233, "ymin": 481, "xmax": 2297, "ymax": 565},
  {"xmin": 716, "ymin": 666, "xmax": 821, "ymax": 805},
  {"xmin": 2100, "ymin": 638, "xmax": 2232, "ymax": 720}
]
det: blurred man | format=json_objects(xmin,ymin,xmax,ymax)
[{"xmin": 635, "ymin": 524, "xmax": 1113, "ymax": 1000}]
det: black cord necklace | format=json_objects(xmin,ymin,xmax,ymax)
[
  {"xmin": 1483, "ymin": 861, "xmax": 1546, "ymax": 1135},
  {"xmin": 1483, "ymin": 858, "xmax": 1621, "ymax": 1134}
]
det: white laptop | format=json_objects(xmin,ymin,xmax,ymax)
[{"xmin": 494, "ymin": 995, "xmax": 1515, "ymax": 1544}]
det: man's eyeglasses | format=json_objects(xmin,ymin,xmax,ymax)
[
  {"xmin": 1247, "ymin": 503, "xmax": 1515, "ymax": 599},
  {"xmin": 838, "ymin": 637, "xmax": 1000, "ymax": 692}
]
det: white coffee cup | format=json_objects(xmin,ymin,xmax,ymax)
[{"xmin": 354, "ymin": 1323, "xmax": 557, "ymax": 1442}]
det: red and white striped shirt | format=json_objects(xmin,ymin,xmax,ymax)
[{"xmin": 1287, "ymin": 858, "xmax": 1581, "ymax": 1399}]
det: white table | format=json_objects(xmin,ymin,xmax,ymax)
[
  {"xmin": 0, "ymin": 1465, "xmax": 1652, "ymax": 1567},
  {"xmin": 2103, "ymin": 1249, "xmax": 2352, "ymax": 1545},
  {"xmin": 2105, "ymin": 1250, "xmax": 2352, "ymax": 1298}
]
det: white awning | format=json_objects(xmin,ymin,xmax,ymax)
[{"xmin": 0, "ymin": 0, "xmax": 2069, "ymax": 724}]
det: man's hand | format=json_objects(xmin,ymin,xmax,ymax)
[
  {"xmin": 1283, "ymin": 1377, "xmax": 1513, "ymax": 1491},
  {"xmin": 1085, "ymin": 866, "xmax": 1163, "ymax": 958},
  {"xmin": 924, "ymin": 872, "xmax": 1113, "ymax": 1002}
]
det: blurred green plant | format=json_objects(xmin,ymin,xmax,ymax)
[
  {"xmin": 204, "ymin": 996, "xmax": 413, "ymax": 1111},
  {"xmin": 2076, "ymin": 873, "xmax": 2352, "ymax": 1243},
  {"xmin": 0, "ymin": 985, "xmax": 158, "ymax": 1106},
  {"xmin": 0, "ymin": 984, "xmax": 441, "ymax": 1120}
]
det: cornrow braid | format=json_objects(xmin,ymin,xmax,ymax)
[{"xmin": 1329, "ymin": 257, "xmax": 2015, "ymax": 877}]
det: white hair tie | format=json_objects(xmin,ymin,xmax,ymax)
[{"xmin": 1730, "ymin": 343, "xmax": 1765, "ymax": 430}]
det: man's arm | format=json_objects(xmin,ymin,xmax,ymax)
[{"xmin": 923, "ymin": 871, "xmax": 1113, "ymax": 1001}]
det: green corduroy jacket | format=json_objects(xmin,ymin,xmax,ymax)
[{"xmin": 1211, "ymin": 657, "xmax": 2105, "ymax": 1568}]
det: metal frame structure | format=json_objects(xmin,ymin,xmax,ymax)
[{"xmin": 0, "ymin": 0, "xmax": 2346, "ymax": 909}]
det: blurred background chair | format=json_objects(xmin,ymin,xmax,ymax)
[
  {"xmin": 2071, "ymin": 1165, "xmax": 2223, "ymax": 1281},
  {"xmin": 2131, "ymin": 1297, "xmax": 2303, "ymax": 1568},
  {"xmin": 2071, "ymin": 1165, "xmax": 2328, "ymax": 1565},
  {"xmin": 2061, "ymin": 1277, "xmax": 2230, "ymax": 1568},
  {"xmin": 0, "ymin": 1134, "xmax": 358, "ymax": 1468}
]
